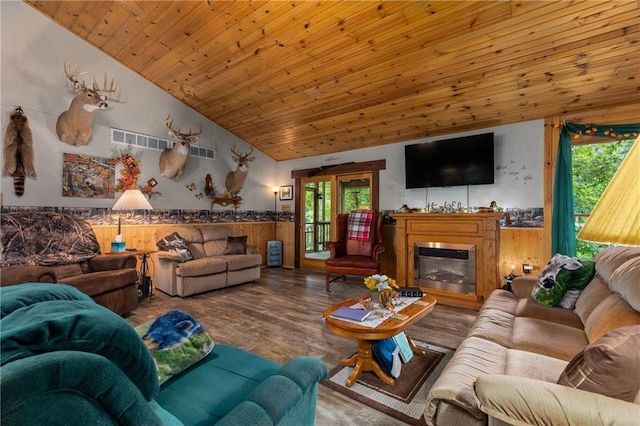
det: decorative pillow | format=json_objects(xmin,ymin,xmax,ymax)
[
  {"xmin": 532, "ymin": 254, "xmax": 595, "ymax": 307},
  {"xmin": 156, "ymin": 232, "xmax": 194, "ymax": 261},
  {"xmin": 135, "ymin": 310, "xmax": 214, "ymax": 385},
  {"xmin": 557, "ymin": 325, "xmax": 640, "ymax": 402},
  {"xmin": 372, "ymin": 337, "xmax": 402, "ymax": 379},
  {"xmin": 223, "ymin": 235, "xmax": 248, "ymax": 255}
]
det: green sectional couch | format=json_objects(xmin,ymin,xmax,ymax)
[{"xmin": 0, "ymin": 283, "xmax": 327, "ymax": 425}]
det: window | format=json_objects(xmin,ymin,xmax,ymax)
[{"xmin": 572, "ymin": 138, "xmax": 633, "ymax": 258}]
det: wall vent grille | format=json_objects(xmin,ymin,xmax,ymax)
[{"xmin": 111, "ymin": 128, "xmax": 215, "ymax": 160}]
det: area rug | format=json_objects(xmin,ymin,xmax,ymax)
[{"xmin": 321, "ymin": 341, "xmax": 453, "ymax": 425}]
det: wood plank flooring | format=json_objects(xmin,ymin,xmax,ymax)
[{"xmin": 125, "ymin": 267, "xmax": 477, "ymax": 425}]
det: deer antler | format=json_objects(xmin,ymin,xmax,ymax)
[
  {"xmin": 165, "ymin": 115, "xmax": 203, "ymax": 138},
  {"xmin": 64, "ymin": 59, "xmax": 89, "ymax": 87},
  {"xmin": 230, "ymin": 143, "xmax": 254, "ymax": 158},
  {"xmin": 92, "ymin": 73, "xmax": 117, "ymax": 94},
  {"xmin": 64, "ymin": 59, "xmax": 116, "ymax": 93}
]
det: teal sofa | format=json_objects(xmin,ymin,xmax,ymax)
[{"xmin": 0, "ymin": 283, "xmax": 327, "ymax": 425}]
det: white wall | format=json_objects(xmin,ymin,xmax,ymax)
[
  {"xmin": 2, "ymin": 2, "xmax": 543, "ymax": 213},
  {"xmin": 277, "ymin": 120, "xmax": 544, "ymax": 211},
  {"xmin": 1, "ymin": 1, "xmax": 278, "ymax": 210}
]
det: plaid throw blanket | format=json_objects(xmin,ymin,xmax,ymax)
[{"xmin": 347, "ymin": 209, "xmax": 374, "ymax": 242}]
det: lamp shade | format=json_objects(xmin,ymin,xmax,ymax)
[
  {"xmin": 577, "ymin": 136, "xmax": 640, "ymax": 245},
  {"xmin": 112, "ymin": 189, "xmax": 153, "ymax": 211}
]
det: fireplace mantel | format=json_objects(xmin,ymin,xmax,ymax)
[{"xmin": 391, "ymin": 212, "xmax": 503, "ymax": 309}]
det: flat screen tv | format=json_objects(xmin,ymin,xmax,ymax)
[{"xmin": 404, "ymin": 132, "xmax": 495, "ymax": 188}]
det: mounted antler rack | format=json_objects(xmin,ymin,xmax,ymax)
[{"xmin": 208, "ymin": 195, "xmax": 242, "ymax": 210}]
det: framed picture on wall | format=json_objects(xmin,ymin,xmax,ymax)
[
  {"xmin": 279, "ymin": 185, "xmax": 293, "ymax": 200},
  {"xmin": 62, "ymin": 153, "xmax": 115, "ymax": 199}
]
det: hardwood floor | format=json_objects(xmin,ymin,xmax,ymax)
[{"xmin": 126, "ymin": 267, "xmax": 478, "ymax": 425}]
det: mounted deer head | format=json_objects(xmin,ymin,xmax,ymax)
[
  {"xmin": 159, "ymin": 115, "xmax": 202, "ymax": 179},
  {"xmin": 56, "ymin": 59, "xmax": 117, "ymax": 146},
  {"xmin": 225, "ymin": 143, "xmax": 255, "ymax": 195}
]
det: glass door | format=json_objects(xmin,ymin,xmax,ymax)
[
  {"xmin": 299, "ymin": 172, "xmax": 372, "ymax": 270},
  {"xmin": 301, "ymin": 177, "xmax": 333, "ymax": 269}
]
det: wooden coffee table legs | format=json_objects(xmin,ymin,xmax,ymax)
[
  {"xmin": 408, "ymin": 334, "xmax": 426, "ymax": 356},
  {"xmin": 340, "ymin": 334, "xmax": 426, "ymax": 387},
  {"xmin": 340, "ymin": 339, "xmax": 395, "ymax": 387}
]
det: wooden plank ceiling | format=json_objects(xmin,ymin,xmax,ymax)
[{"xmin": 25, "ymin": 1, "xmax": 640, "ymax": 161}]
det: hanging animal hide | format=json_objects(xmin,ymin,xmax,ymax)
[{"xmin": 3, "ymin": 106, "xmax": 36, "ymax": 196}]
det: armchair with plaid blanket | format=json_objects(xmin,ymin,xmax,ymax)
[{"xmin": 324, "ymin": 210, "xmax": 385, "ymax": 292}]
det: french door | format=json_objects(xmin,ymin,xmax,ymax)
[{"xmin": 299, "ymin": 172, "xmax": 372, "ymax": 270}]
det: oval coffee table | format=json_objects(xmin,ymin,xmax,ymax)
[{"xmin": 323, "ymin": 291, "xmax": 437, "ymax": 387}]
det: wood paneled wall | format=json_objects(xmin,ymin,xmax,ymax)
[
  {"xmin": 96, "ymin": 221, "xmax": 542, "ymax": 287},
  {"xmin": 499, "ymin": 227, "xmax": 545, "ymax": 278},
  {"xmin": 91, "ymin": 221, "xmax": 296, "ymax": 277}
]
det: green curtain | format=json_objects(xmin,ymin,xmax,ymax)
[{"xmin": 552, "ymin": 123, "xmax": 640, "ymax": 256}]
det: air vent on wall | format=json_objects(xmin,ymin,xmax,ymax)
[{"xmin": 111, "ymin": 128, "xmax": 215, "ymax": 160}]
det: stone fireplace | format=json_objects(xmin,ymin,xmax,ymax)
[{"xmin": 414, "ymin": 242, "xmax": 476, "ymax": 295}]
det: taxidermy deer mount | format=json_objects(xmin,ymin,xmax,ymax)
[
  {"xmin": 225, "ymin": 143, "xmax": 255, "ymax": 196},
  {"xmin": 56, "ymin": 59, "xmax": 116, "ymax": 146},
  {"xmin": 159, "ymin": 115, "xmax": 202, "ymax": 179}
]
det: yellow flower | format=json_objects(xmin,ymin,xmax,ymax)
[{"xmin": 364, "ymin": 274, "xmax": 398, "ymax": 291}]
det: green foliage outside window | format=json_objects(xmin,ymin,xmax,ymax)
[
  {"xmin": 341, "ymin": 186, "xmax": 370, "ymax": 213},
  {"xmin": 572, "ymin": 139, "xmax": 633, "ymax": 258}
]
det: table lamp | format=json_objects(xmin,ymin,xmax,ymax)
[
  {"xmin": 577, "ymin": 135, "xmax": 639, "ymax": 246},
  {"xmin": 111, "ymin": 189, "xmax": 153, "ymax": 252}
]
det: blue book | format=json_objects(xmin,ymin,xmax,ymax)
[
  {"xmin": 392, "ymin": 331, "xmax": 414, "ymax": 363},
  {"xmin": 331, "ymin": 307, "xmax": 372, "ymax": 322}
]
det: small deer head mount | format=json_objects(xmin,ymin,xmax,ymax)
[
  {"xmin": 56, "ymin": 59, "xmax": 117, "ymax": 146},
  {"xmin": 225, "ymin": 143, "xmax": 255, "ymax": 195},
  {"xmin": 159, "ymin": 115, "xmax": 202, "ymax": 179}
]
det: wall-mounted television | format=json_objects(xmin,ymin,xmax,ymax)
[{"xmin": 404, "ymin": 132, "xmax": 495, "ymax": 188}]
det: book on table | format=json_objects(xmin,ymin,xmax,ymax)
[{"xmin": 331, "ymin": 306, "xmax": 372, "ymax": 322}]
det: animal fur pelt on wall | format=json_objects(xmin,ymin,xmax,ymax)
[{"xmin": 3, "ymin": 106, "xmax": 36, "ymax": 196}]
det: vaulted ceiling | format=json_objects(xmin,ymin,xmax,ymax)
[{"xmin": 25, "ymin": 1, "xmax": 640, "ymax": 161}]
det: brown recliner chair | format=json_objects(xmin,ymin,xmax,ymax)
[
  {"xmin": 325, "ymin": 211, "xmax": 385, "ymax": 292},
  {"xmin": 0, "ymin": 211, "xmax": 139, "ymax": 315}
]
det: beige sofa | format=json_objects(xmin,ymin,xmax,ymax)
[
  {"xmin": 151, "ymin": 225, "xmax": 262, "ymax": 297},
  {"xmin": 425, "ymin": 246, "xmax": 640, "ymax": 425}
]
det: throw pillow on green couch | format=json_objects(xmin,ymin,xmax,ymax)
[
  {"xmin": 135, "ymin": 310, "xmax": 214, "ymax": 384},
  {"xmin": 532, "ymin": 254, "xmax": 595, "ymax": 308}
]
